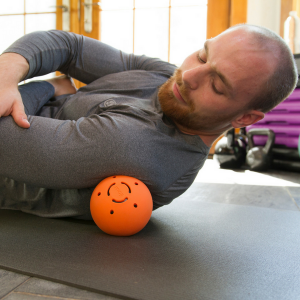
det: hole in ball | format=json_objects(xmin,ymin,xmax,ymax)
[
  {"xmin": 135, "ymin": 182, "xmax": 138, "ymax": 185},
  {"xmin": 98, "ymin": 192, "xmax": 101, "ymax": 196},
  {"xmin": 107, "ymin": 183, "xmax": 116, "ymax": 196},
  {"xmin": 110, "ymin": 210, "xmax": 114, "ymax": 214},
  {"xmin": 121, "ymin": 182, "xmax": 131, "ymax": 193},
  {"xmin": 134, "ymin": 203, "xmax": 138, "ymax": 208},
  {"xmin": 113, "ymin": 176, "xmax": 116, "ymax": 178}
]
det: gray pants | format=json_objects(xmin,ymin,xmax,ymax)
[{"xmin": 19, "ymin": 81, "xmax": 55, "ymax": 116}]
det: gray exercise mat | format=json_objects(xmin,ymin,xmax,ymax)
[{"xmin": 1, "ymin": 191, "xmax": 300, "ymax": 300}]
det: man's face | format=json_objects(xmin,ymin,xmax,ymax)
[{"xmin": 158, "ymin": 27, "xmax": 276, "ymax": 135}]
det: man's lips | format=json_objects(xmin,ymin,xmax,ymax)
[{"xmin": 172, "ymin": 83, "xmax": 186, "ymax": 104}]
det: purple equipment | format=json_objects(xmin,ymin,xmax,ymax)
[
  {"xmin": 244, "ymin": 54, "xmax": 300, "ymax": 171},
  {"xmin": 246, "ymin": 88, "xmax": 300, "ymax": 149}
]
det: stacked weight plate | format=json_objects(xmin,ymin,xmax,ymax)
[{"xmin": 246, "ymin": 88, "xmax": 300, "ymax": 171}]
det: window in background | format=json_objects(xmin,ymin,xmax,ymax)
[
  {"xmin": 0, "ymin": 0, "xmax": 56, "ymax": 81},
  {"xmin": 100, "ymin": 0, "xmax": 207, "ymax": 66}
]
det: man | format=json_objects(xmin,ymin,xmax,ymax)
[{"xmin": 0, "ymin": 24, "xmax": 297, "ymax": 219}]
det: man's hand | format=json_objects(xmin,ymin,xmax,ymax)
[
  {"xmin": 0, "ymin": 53, "xmax": 30, "ymax": 129},
  {"xmin": 0, "ymin": 86, "xmax": 30, "ymax": 128}
]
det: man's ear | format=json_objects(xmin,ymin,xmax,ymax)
[{"xmin": 231, "ymin": 110, "xmax": 265, "ymax": 128}]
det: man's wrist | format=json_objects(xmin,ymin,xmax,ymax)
[{"xmin": 0, "ymin": 52, "xmax": 29, "ymax": 84}]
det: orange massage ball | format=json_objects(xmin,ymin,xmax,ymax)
[{"xmin": 90, "ymin": 175, "xmax": 153, "ymax": 236}]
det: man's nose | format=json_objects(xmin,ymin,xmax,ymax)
[{"xmin": 182, "ymin": 66, "xmax": 206, "ymax": 90}]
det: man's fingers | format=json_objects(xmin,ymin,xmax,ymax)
[
  {"xmin": 11, "ymin": 102, "xmax": 30, "ymax": 129},
  {"xmin": 0, "ymin": 87, "xmax": 30, "ymax": 128}
]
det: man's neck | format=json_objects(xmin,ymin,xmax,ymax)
[
  {"xmin": 174, "ymin": 122, "xmax": 230, "ymax": 147},
  {"xmin": 198, "ymin": 134, "xmax": 222, "ymax": 147},
  {"xmin": 180, "ymin": 129, "xmax": 221, "ymax": 147}
]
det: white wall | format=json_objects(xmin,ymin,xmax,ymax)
[{"xmin": 247, "ymin": 0, "xmax": 281, "ymax": 35}]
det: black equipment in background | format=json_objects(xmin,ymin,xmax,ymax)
[
  {"xmin": 246, "ymin": 129, "xmax": 275, "ymax": 171},
  {"xmin": 214, "ymin": 128, "xmax": 247, "ymax": 169}
]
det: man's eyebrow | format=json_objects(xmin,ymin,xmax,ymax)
[{"xmin": 204, "ymin": 41, "xmax": 233, "ymax": 93}]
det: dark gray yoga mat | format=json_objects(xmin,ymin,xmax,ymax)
[{"xmin": 1, "ymin": 190, "xmax": 300, "ymax": 300}]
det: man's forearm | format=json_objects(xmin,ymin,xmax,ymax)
[
  {"xmin": 3, "ymin": 30, "xmax": 81, "ymax": 81},
  {"xmin": 3, "ymin": 30, "xmax": 175, "ymax": 85},
  {"xmin": 2, "ymin": 30, "xmax": 114, "ymax": 83},
  {"xmin": 0, "ymin": 53, "xmax": 29, "ymax": 86}
]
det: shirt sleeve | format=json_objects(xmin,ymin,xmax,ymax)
[
  {"xmin": 3, "ymin": 30, "xmax": 176, "ymax": 84},
  {"xmin": 0, "ymin": 106, "xmax": 206, "ymax": 208},
  {"xmin": 0, "ymin": 105, "xmax": 159, "ymax": 190},
  {"xmin": 151, "ymin": 158, "xmax": 206, "ymax": 209},
  {"xmin": 0, "ymin": 112, "xmax": 128, "ymax": 189}
]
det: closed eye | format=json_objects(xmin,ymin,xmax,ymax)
[
  {"xmin": 197, "ymin": 52, "xmax": 206, "ymax": 63},
  {"xmin": 212, "ymin": 83, "xmax": 223, "ymax": 95}
]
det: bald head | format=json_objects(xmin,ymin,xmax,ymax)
[{"xmin": 226, "ymin": 24, "xmax": 298, "ymax": 113}]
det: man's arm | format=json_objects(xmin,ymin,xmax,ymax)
[
  {"xmin": 4, "ymin": 30, "xmax": 175, "ymax": 83},
  {"xmin": 0, "ymin": 111, "xmax": 205, "ymax": 212},
  {"xmin": 0, "ymin": 53, "xmax": 30, "ymax": 128},
  {"xmin": 1, "ymin": 30, "xmax": 175, "ymax": 127}
]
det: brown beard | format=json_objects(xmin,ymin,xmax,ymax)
[
  {"xmin": 158, "ymin": 68, "xmax": 240, "ymax": 132},
  {"xmin": 158, "ymin": 69, "xmax": 195, "ymax": 128}
]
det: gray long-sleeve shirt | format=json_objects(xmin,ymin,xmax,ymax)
[{"xmin": 1, "ymin": 30, "xmax": 209, "ymax": 219}]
